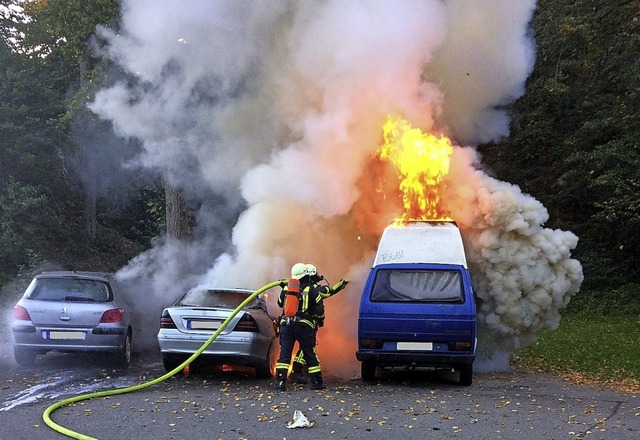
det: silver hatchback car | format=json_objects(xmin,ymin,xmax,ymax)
[
  {"xmin": 11, "ymin": 271, "xmax": 133, "ymax": 367},
  {"xmin": 157, "ymin": 288, "xmax": 278, "ymax": 378}
]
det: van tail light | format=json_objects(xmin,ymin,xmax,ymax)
[
  {"xmin": 100, "ymin": 308, "xmax": 125, "ymax": 323},
  {"xmin": 359, "ymin": 339, "xmax": 383, "ymax": 349},
  {"xmin": 13, "ymin": 305, "xmax": 32, "ymax": 321},
  {"xmin": 234, "ymin": 314, "xmax": 259, "ymax": 332},
  {"xmin": 448, "ymin": 341, "xmax": 472, "ymax": 352},
  {"xmin": 160, "ymin": 309, "xmax": 177, "ymax": 329}
]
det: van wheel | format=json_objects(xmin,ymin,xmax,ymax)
[
  {"xmin": 361, "ymin": 361, "xmax": 376, "ymax": 382},
  {"xmin": 459, "ymin": 364, "xmax": 473, "ymax": 386}
]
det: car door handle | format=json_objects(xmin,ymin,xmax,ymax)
[{"xmin": 59, "ymin": 316, "xmax": 71, "ymax": 321}]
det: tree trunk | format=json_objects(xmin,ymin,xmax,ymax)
[
  {"xmin": 84, "ymin": 168, "xmax": 97, "ymax": 241},
  {"xmin": 80, "ymin": 58, "xmax": 97, "ymax": 242},
  {"xmin": 164, "ymin": 181, "xmax": 194, "ymax": 239}
]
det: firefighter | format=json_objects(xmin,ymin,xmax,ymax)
[
  {"xmin": 289, "ymin": 264, "xmax": 348, "ymax": 384},
  {"xmin": 274, "ymin": 263, "xmax": 345, "ymax": 391}
]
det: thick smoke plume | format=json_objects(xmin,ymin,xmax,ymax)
[{"xmin": 89, "ymin": 0, "xmax": 582, "ymax": 377}]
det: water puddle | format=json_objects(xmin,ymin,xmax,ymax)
[{"xmin": 1, "ymin": 373, "xmax": 137, "ymax": 411}]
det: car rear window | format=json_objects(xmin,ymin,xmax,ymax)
[
  {"xmin": 25, "ymin": 278, "xmax": 112, "ymax": 302},
  {"xmin": 177, "ymin": 289, "xmax": 257, "ymax": 309},
  {"xmin": 371, "ymin": 269, "xmax": 464, "ymax": 303}
]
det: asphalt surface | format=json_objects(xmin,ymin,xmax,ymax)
[{"xmin": 0, "ymin": 348, "xmax": 638, "ymax": 440}]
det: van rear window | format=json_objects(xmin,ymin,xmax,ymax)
[{"xmin": 370, "ymin": 269, "xmax": 464, "ymax": 303}]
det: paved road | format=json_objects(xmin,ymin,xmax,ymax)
[{"xmin": 0, "ymin": 349, "xmax": 638, "ymax": 440}]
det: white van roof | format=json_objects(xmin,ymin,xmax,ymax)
[{"xmin": 373, "ymin": 221, "xmax": 468, "ymax": 268}]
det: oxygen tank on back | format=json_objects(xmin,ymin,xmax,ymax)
[{"xmin": 283, "ymin": 278, "xmax": 300, "ymax": 318}]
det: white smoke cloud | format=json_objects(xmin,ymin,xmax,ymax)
[
  {"xmin": 89, "ymin": 0, "xmax": 582, "ymax": 376},
  {"xmin": 443, "ymin": 147, "xmax": 583, "ymax": 370},
  {"xmin": 424, "ymin": 0, "xmax": 538, "ymax": 144}
]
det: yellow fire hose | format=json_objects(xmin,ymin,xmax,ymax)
[{"xmin": 42, "ymin": 280, "xmax": 283, "ymax": 440}]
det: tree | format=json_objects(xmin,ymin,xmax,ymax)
[
  {"xmin": 0, "ymin": 28, "xmax": 72, "ymax": 281},
  {"xmin": 17, "ymin": 0, "xmax": 119, "ymax": 241},
  {"xmin": 0, "ymin": 0, "xmax": 156, "ymax": 285},
  {"xmin": 479, "ymin": 0, "xmax": 640, "ymax": 288},
  {"xmin": 164, "ymin": 182, "xmax": 195, "ymax": 240}
]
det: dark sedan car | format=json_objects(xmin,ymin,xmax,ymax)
[
  {"xmin": 11, "ymin": 271, "xmax": 133, "ymax": 367},
  {"xmin": 157, "ymin": 288, "xmax": 278, "ymax": 378}
]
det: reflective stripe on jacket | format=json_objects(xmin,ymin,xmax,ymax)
[{"xmin": 278, "ymin": 283, "xmax": 325, "ymax": 327}]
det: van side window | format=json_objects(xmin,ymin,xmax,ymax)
[{"xmin": 371, "ymin": 270, "xmax": 464, "ymax": 302}]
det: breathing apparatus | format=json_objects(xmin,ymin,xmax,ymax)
[{"xmin": 302, "ymin": 263, "xmax": 348, "ymax": 293}]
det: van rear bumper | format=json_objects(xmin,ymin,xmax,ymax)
[{"xmin": 356, "ymin": 350, "xmax": 475, "ymax": 367}]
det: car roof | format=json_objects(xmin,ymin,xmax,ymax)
[{"xmin": 204, "ymin": 287, "xmax": 254, "ymax": 293}]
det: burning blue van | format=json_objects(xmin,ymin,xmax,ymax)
[{"xmin": 356, "ymin": 221, "xmax": 477, "ymax": 385}]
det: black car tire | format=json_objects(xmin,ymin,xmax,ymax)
[
  {"xmin": 459, "ymin": 363, "xmax": 473, "ymax": 386},
  {"xmin": 361, "ymin": 361, "xmax": 377, "ymax": 382},
  {"xmin": 14, "ymin": 347, "xmax": 37, "ymax": 365},
  {"xmin": 162, "ymin": 354, "xmax": 185, "ymax": 372},
  {"xmin": 255, "ymin": 342, "xmax": 275, "ymax": 379},
  {"xmin": 114, "ymin": 331, "xmax": 132, "ymax": 368}
]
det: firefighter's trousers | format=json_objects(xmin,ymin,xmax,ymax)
[{"xmin": 276, "ymin": 321, "xmax": 321, "ymax": 378}]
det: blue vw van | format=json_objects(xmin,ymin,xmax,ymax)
[{"xmin": 356, "ymin": 221, "xmax": 477, "ymax": 385}]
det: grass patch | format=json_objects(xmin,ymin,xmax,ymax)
[
  {"xmin": 513, "ymin": 312, "xmax": 640, "ymax": 392},
  {"xmin": 565, "ymin": 283, "xmax": 640, "ymax": 315}
]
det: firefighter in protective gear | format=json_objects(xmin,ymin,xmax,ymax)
[
  {"xmin": 290, "ymin": 262, "xmax": 307, "ymax": 280},
  {"xmin": 288, "ymin": 264, "xmax": 349, "ymax": 385},
  {"xmin": 302, "ymin": 264, "xmax": 349, "ymax": 300},
  {"xmin": 275, "ymin": 263, "xmax": 333, "ymax": 391}
]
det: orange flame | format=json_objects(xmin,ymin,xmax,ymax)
[{"xmin": 378, "ymin": 115, "xmax": 453, "ymax": 222}]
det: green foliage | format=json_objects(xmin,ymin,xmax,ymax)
[
  {"xmin": 0, "ymin": 179, "xmax": 46, "ymax": 278},
  {"xmin": 0, "ymin": 41, "xmax": 70, "ymax": 185},
  {"xmin": 480, "ymin": 0, "xmax": 640, "ymax": 289},
  {"xmin": 97, "ymin": 184, "xmax": 166, "ymax": 245},
  {"xmin": 1, "ymin": 0, "xmax": 638, "ymax": 301},
  {"xmin": 0, "ymin": 1, "xmax": 155, "ymax": 288},
  {"xmin": 17, "ymin": 0, "xmax": 119, "ymax": 62},
  {"xmin": 0, "ymin": 32, "xmax": 70, "ymax": 284}
]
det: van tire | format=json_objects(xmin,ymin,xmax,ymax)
[
  {"xmin": 361, "ymin": 361, "xmax": 376, "ymax": 382},
  {"xmin": 459, "ymin": 364, "xmax": 473, "ymax": 386}
]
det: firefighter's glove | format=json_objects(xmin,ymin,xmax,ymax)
[
  {"xmin": 278, "ymin": 279, "xmax": 287, "ymax": 288},
  {"xmin": 331, "ymin": 279, "xmax": 349, "ymax": 293},
  {"xmin": 317, "ymin": 319, "xmax": 325, "ymax": 328}
]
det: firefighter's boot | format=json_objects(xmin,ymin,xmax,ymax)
[
  {"xmin": 289, "ymin": 362, "xmax": 308, "ymax": 384},
  {"xmin": 274, "ymin": 370, "xmax": 287, "ymax": 392},
  {"xmin": 310, "ymin": 372, "xmax": 326, "ymax": 390}
]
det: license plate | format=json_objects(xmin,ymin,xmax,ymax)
[
  {"xmin": 187, "ymin": 320, "xmax": 220, "ymax": 330},
  {"xmin": 45, "ymin": 331, "xmax": 85, "ymax": 340},
  {"xmin": 397, "ymin": 342, "xmax": 433, "ymax": 351}
]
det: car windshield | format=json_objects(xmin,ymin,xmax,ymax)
[
  {"xmin": 176, "ymin": 289, "xmax": 258, "ymax": 309},
  {"xmin": 25, "ymin": 278, "xmax": 112, "ymax": 302},
  {"xmin": 371, "ymin": 269, "xmax": 464, "ymax": 303}
]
